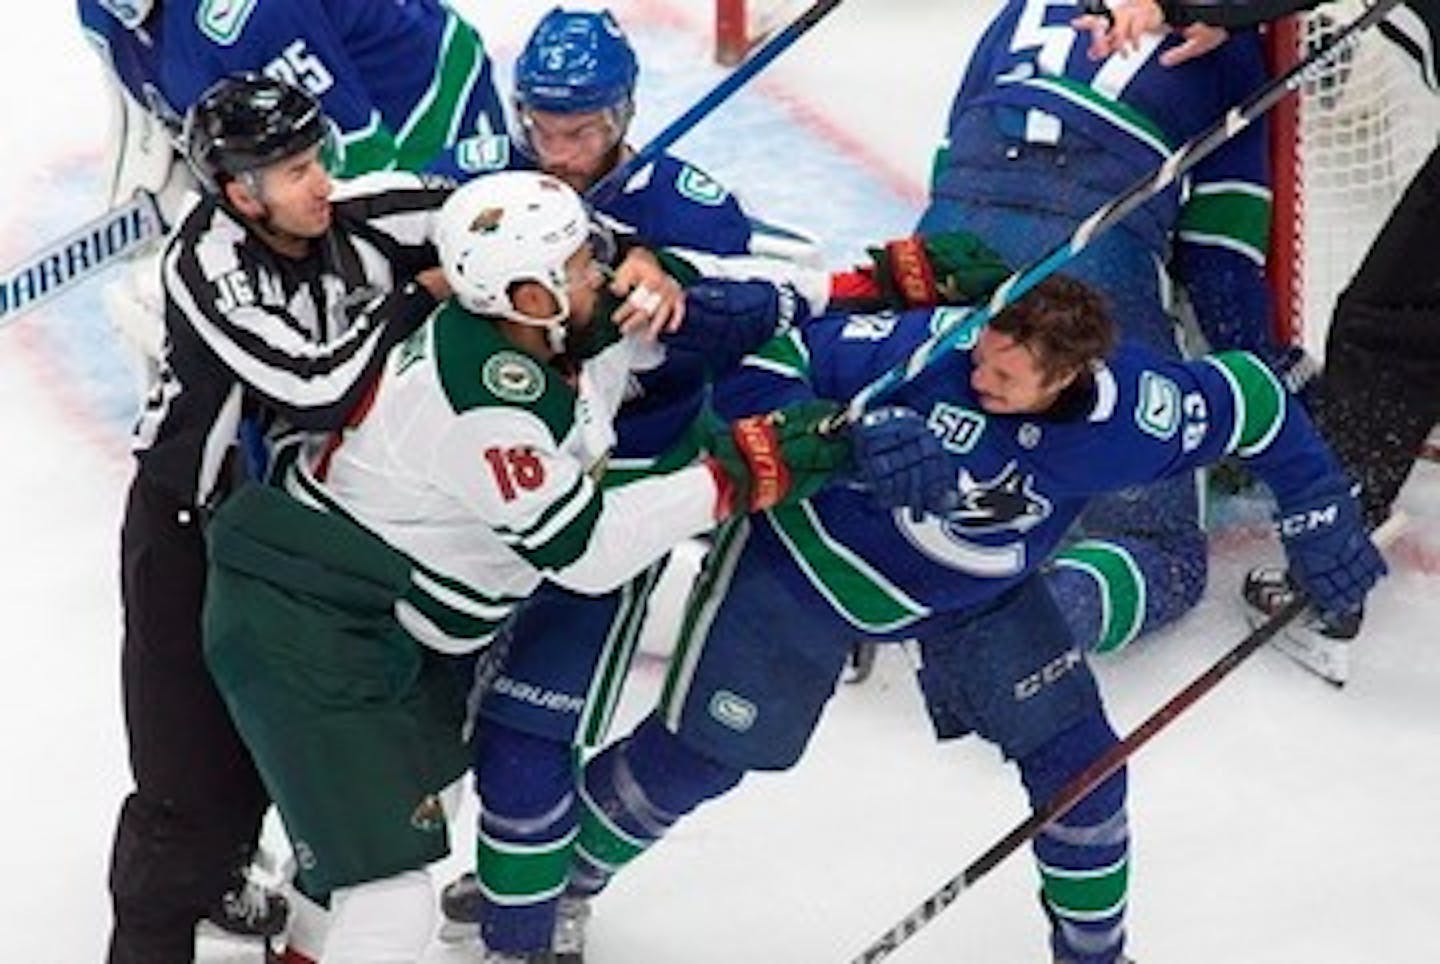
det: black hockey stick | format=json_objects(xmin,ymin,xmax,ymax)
[
  {"xmin": 833, "ymin": 0, "xmax": 1405, "ymax": 427},
  {"xmin": 586, "ymin": 0, "xmax": 846, "ymax": 208},
  {"xmin": 847, "ymin": 513, "xmax": 1406, "ymax": 963}
]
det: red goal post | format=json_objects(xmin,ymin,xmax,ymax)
[
  {"xmin": 715, "ymin": 0, "xmax": 801, "ymax": 65},
  {"xmin": 1264, "ymin": 0, "xmax": 1440, "ymax": 357}
]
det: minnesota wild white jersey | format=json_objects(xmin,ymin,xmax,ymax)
[{"xmin": 283, "ymin": 302, "xmax": 719, "ymax": 654}]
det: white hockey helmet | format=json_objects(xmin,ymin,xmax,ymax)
[{"xmin": 434, "ymin": 170, "xmax": 594, "ymax": 331}]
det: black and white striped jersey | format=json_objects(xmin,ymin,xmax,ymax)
[{"xmin": 134, "ymin": 171, "xmax": 450, "ymax": 506}]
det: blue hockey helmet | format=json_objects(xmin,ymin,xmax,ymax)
[
  {"xmin": 183, "ymin": 73, "xmax": 329, "ymax": 194},
  {"xmin": 515, "ymin": 8, "xmax": 639, "ymax": 117}
]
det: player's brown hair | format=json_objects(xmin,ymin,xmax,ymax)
[{"xmin": 988, "ymin": 275, "xmax": 1117, "ymax": 385}]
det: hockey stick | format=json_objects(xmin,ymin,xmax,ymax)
[
  {"xmin": 834, "ymin": 0, "xmax": 1405, "ymax": 427},
  {"xmin": 586, "ymin": 0, "xmax": 846, "ymax": 207},
  {"xmin": 848, "ymin": 512, "xmax": 1406, "ymax": 964},
  {"xmin": 0, "ymin": 189, "xmax": 167, "ymax": 332}
]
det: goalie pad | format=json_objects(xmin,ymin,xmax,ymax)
[
  {"xmin": 100, "ymin": 66, "xmax": 196, "ymax": 221},
  {"xmin": 103, "ymin": 246, "xmax": 167, "ymax": 396}
]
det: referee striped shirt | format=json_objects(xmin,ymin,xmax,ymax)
[{"xmin": 134, "ymin": 171, "xmax": 450, "ymax": 506}]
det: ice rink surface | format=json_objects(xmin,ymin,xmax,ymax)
[{"xmin": 1, "ymin": 2, "xmax": 1436, "ymax": 961}]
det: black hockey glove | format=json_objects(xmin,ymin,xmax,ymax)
[
  {"xmin": 1275, "ymin": 474, "xmax": 1387, "ymax": 621},
  {"xmin": 663, "ymin": 279, "xmax": 806, "ymax": 374},
  {"xmin": 851, "ymin": 406, "xmax": 959, "ymax": 516}
]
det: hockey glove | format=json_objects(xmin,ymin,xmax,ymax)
[
  {"xmin": 851, "ymin": 406, "xmax": 959, "ymax": 516},
  {"xmin": 705, "ymin": 400, "xmax": 852, "ymax": 517},
  {"xmin": 663, "ymin": 279, "xmax": 806, "ymax": 374},
  {"xmin": 866, "ymin": 231, "xmax": 1011, "ymax": 308},
  {"xmin": 1275, "ymin": 474, "xmax": 1387, "ymax": 621}
]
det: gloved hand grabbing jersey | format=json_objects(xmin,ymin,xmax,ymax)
[
  {"xmin": 854, "ymin": 231, "xmax": 1011, "ymax": 309},
  {"xmin": 1275, "ymin": 474, "xmax": 1387, "ymax": 621},
  {"xmin": 705, "ymin": 400, "xmax": 852, "ymax": 517},
  {"xmin": 662, "ymin": 279, "xmax": 806, "ymax": 374},
  {"xmin": 851, "ymin": 406, "xmax": 959, "ymax": 516}
]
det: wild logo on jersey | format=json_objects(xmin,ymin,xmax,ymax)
[{"xmin": 896, "ymin": 460, "xmax": 1053, "ymax": 578}]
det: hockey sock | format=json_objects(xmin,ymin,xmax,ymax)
[
  {"xmin": 1018, "ymin": 713, "xmax": 1130, "ymax": 964},
  {"xmin": 322, "ymin": 870, "xmax": 434, "ymax": 964},
  {"xmin": 570, "ymin": 714, "xmax": 743, "ymax": 896},
  {"xmin": 472, "ymin": 723, "xmax": 579, "ymax": 954}
]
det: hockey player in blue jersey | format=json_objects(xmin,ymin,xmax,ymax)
[
  {"xmin": 79, "ymin": 0, "xmax": 507, "ymax": 182},
  {"xmin": 433, "ymin": 10, "xmax": 828, "ymax": 963},
  {"xmin": 917, "ymin": 0, "xmax": 1293, "ymax": 658},
  {"xmin": 541, "ymin": 276, "xmax": 1385, "ymax": 964}
]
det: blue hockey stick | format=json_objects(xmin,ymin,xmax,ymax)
[
  {"xmin": 836, "ymin": 0, "xmax": 1403, "ymax": 432},
  {"xmin": 586, "ymin": 0, "xmax": 846, "ymax": 207}
]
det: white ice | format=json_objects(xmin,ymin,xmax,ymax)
[{"xmin": 2, "ymin": 1, "xmax": 1437, "ymax": 962}]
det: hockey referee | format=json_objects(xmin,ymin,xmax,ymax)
[{"xmin": 108, "ymin": 72, "xmax": 451, "ymax": 964}]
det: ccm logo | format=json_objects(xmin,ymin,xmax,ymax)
[
  {"xmin": 1013, "ymin": 649, "xmax": 1083, "ymax": 701},
  {"xmin": 1277, "ymin": 503, "xmax": 1338, "ymax": 537}
]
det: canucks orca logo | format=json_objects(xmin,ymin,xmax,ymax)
[
  {"xmin": 896, "ymin": 461, "xmax": 1051, "ymax": 578},
  {"xmin": 949, "ymin": 462, "xmax": 1051, "ymax": 534}
]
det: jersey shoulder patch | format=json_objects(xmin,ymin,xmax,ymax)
[
  {"xmin": 1133, "ymin": 370, "xmax": 1181, "ymax": 441},
  {"xmin": 196, "ymin": 0, "xmax": 259, "ymax": 45},
  {"xmin": 431, "ymin": 303, "xmax": 575, "ymax": 439},
  {"xmin": 674, "ymin": 164, "xmax": 729, "ymax": 206}
]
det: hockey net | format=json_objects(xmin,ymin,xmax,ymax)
[
  {"xmin": 715, "ymin": 0, "xmax": 804, "ymax": 65},
  {"xmin": 1267, "ymin": 0, "xmax": 1440, "ymax": 360}
]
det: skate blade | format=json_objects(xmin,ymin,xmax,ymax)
[
  {"xmin": 1267, "ymin": 620, "xmax": 1350, "ymax": 687},
  {"xmin": 194, "ymin": 923, "xmax": 277, "ymax": 962}
]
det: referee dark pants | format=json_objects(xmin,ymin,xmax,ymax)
[
  {"xmin": 107, "ymin": 471, "xmax": 269, "ymax": 964},
  {"xmin": 1315, "ymin": 144, "xmax": 1440, "ymax": 529}
]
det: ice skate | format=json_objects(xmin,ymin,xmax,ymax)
[
  {"xmin": 1242, "ymin": 565, "xmax": 1361, "ymax": 686},
  {"xmin": 439, "ymin": 871, "xmax": 588, "ymax": 961},
  {"xmin": 200, "ymin": 867, "xmax": 289, "ymax": 940},
  {"xmin": 438, "ymin": 871, "xmax": 481, "ymax": 942}
]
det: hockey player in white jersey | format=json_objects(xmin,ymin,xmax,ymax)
[{"xmin": 200, "ymin": 170, "xmax": 851, "ymax": 964}]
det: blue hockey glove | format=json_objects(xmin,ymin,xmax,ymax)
[
  {"xmin": 851, "ymin": 406, "xmax": 959, "ymax": 515},
  {"xmin": 662, "ymin": 279, "xmax": 806, "ymax": 373},
  {"xmin": 1275, "ymin": 475, "xmax": 1387, "ymax": 620}
]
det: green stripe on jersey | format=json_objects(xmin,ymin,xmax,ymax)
[
  {"xmin": 1054, "ymin": 540, "xmax": 1146, "ymax": 654},
  {"xmin": 1204, "ymin": 351, "xmax": 1286, "ymax": 457},
  {"xmin": 765, "ymin": 502, "xmax": 929, "ymax": 633},
  {"xmin": 394, "ymin": 12, "xmax": 487, "ymax": 169},
  {"xmin": 741, "ymin": 328, "xmax": 811, "ymax": 383},
  {"xmin": 1177, "ymin": 184, "xmax": 1272, "ymax": 266},
  {"xmin": 603, "ymin": 421, "xmax": 706, "ymax": 488},
  {"xmin": 475, "ymin": 826, "xmax": 577, "ymax": 904},
  {"xmin": 1041, "ymin": 855, "xmax": 1130, "ymax": 921},
  {"xmin": 332, "ymin": 111, "xmax": 401, "ymax": 176},
  {"xmin": 513, "ymin": 481, "xmax": 604, "ymax": 572},
  {"xmin": 1022, "ymin": 76, "xmax": 1173, "ymax": 160},
  {"xmin": 578, "ymin": 563, "xmax": 663, "ymax": 747}
]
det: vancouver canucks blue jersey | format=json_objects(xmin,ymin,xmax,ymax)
[
  {"xmin": 713, "ymin": 307, "xmax": 1338, "ymax": 633},
  {"xmin": 936, "ymin": 0, "xmax": 1276, "ymax": 357},
  {"xmin": 79, "ymin": 0, "xmax": 507, "ymax": 180}
]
